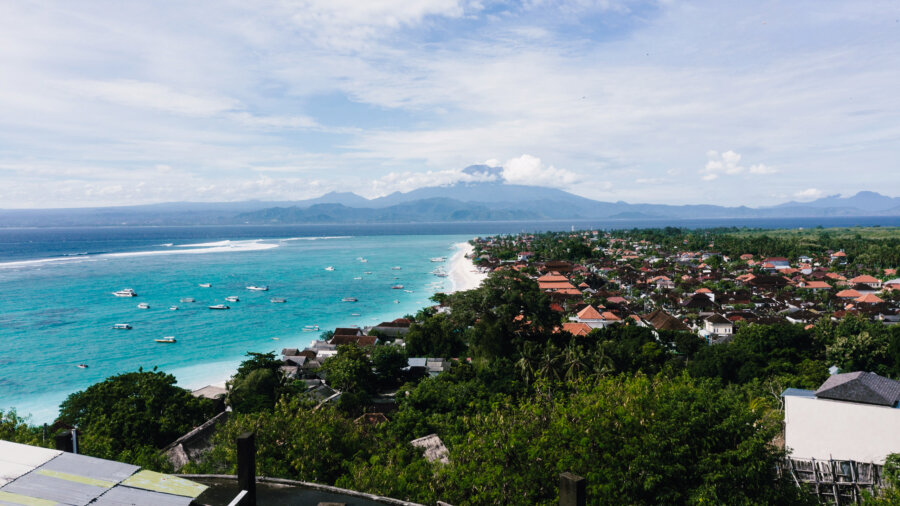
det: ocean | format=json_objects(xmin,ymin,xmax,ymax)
[{"xmin": 1, "ymin": 216, "xmax": 898, "ymax": 423}]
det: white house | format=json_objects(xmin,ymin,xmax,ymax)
[
  {"xmin": 703, "ymin": 314, "xmax": 733, "ymax": 336},
  {"xmin": 573, "ymin": 305, "xmax": 621, "ymax": 329},
  {"xmin": 783, "ymin": 372, "xmax": 900, "ymax": 464}
]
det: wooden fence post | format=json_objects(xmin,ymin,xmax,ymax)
[
  {"xmin": 237, "ymin": 432, "xmax": 256, "ymax": 506},
  {"xmin": 560, "ymin": 472, "xmax": 586, "ymax": 506}
]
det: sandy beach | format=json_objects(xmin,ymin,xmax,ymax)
[{"xmin": 448, "ymin": 242, "xmax": 488, "ymax": 293}]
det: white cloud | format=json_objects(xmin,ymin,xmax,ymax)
[
  {"xmin": 794, "ymin": 188, "xmax": 823, "ymax": 201},
  {"xmin": 61, "ymin": 79, "xmax": 238, "ymax": 117},
  {"xmin": 501, "ymin": 154, "xmax": 578, "ymax": 187},
  {"xmin": 700, "ymin": 150, "xmax": 777, "ymax": 180}
]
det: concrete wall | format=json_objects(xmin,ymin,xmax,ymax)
[{"xmin": 785, "ymin": 395, "xmax": 900, "ymax": 464}]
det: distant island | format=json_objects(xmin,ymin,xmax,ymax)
[{"xmin": 2, "ymin": 165, "xmax": 899, "ymax": 227}]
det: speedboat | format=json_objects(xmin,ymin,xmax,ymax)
[
  {"xmin": 209, "ymin": 304, "xmax": 230, "ymax": 310},
  {"xmin": 393, "ymin": 300, "xmax": 400, "ymax": 304},
  {"xmin": 392, "ymin": 285, "xmax": 404, "ymax": 289},
  {"xmin": 363, "ymin": 271, "xmax": 372, "ymax": 275},
  {"xmin": 341, "ymin": 297, "xmax": 358, "ymax": 302},
  {"xmin": 324, "ymin": 266, "xmax": 335, "ymax": 271},
  {"xmin": 199, "ymin": 283, "xmax": 211, "ymax": 288},
  {"xmin": 270, "ymin": 297, "xmax": 286, "ymax": 303},
  {"xmin": 391, "ymin": 266, "xmax": 402, "ymax": 270},
  {"xmin": 113, "ymin": 323, "xmax": 132, "ymax": 330},
  {"xmin": 351, "ymin": 313, "xmax": 361, "ymax": 316},
  {"xmin": 169, "ymin": 306, "xmax": 179, "ymax": 311},
  {"xmin": 113, "ymin": 288, "xmax": 137, "ymax": 297},
  {"xmin": 76, "ymin": 364, "xmax": 89, "ymax": 369},
  {"xmin": 155, "ymin": 336, "xmax": 176, "ymax": 343},
  {"xmin": 180, "ymin": 297, "xmax": 195, "ymax": 303},
  {"xmin": 353, "ymin": 276, "xmax": 362, "ymax": 280},
  {"xmin": 225, "ymin": 296, "xmax": 240, "ymax": 302},
  {"xmin": 137, "ymin": 302, "xmax": 150, "ymax": 309},
  {"xmin": 404, "ymin": 290, "xmax": 413, "ymax": 293},
  {"xmin": 303, "ymin": 325, "xmax": 320, "ymax": 332},
  {"xmin": 246, "ymin": 285, "xmax": 268, "ymax": 291}
]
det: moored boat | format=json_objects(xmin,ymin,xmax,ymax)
[
  {"xmin": 169, "ymin": 306, "xmax": 179, "ymax": 310},
  {"xmin": 392, "ymin": 284, "xmax": 404, "ymax": 289},
  {"xmin": 113, "ymin": 323, "xmax": 132, "ymax": 330},
  {"xmin": 225, "ymin": 296, "xmax": 240, "ymax": 302},
  {"xmin": 324, "ymin": 266, "xmax": 335, "ymax": 271},
  {"xmin": 209, "ymin": 304, "xmax": 230, "ymax": 310},
  {"xmin": 180, "ymin": 297, "xmax": 195, "ymax": 303},
  {"xmin": 76, "ymin": 364, "xmax": 89, "ymax": 369},
  {"xmin": 199, "ymin": 283, "xmax": 211, "ymax": 288},
  {"xmin": 270, "ymin": 297, "xmax": 286, "ymax": 303},
  {"xmin": 246, "ymin": 285, "xmax": 268, "ymax": 291},
  {"xmin": 137, "ymin": 302, "xmax": 150, "ymax": 309},
  {"xmin": 341, "ymin": 297, "xmax": 358, "ymax": 302},
  {"xmin": 113, "ymin": 288, "xmax": 137, "ymax": 297},
  {"xmin": 155, "ymin": 336, "xmax": 176, "ymax": 343},
  {"xmin": 302, "ymin": 325, "xmax": 320, "ymax": 332}
]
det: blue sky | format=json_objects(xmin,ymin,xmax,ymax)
[{"xmin": 1, "ymin": 0, "xmax": 898, "ymax": 208}]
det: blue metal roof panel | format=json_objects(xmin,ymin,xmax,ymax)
[
  {"xmin": 92, "ymin": 486, "xmax": 194, "ymax": 506},
  {"xmin": 0, "ymin": 471, "xmax": 108, "ymax": 505},
  {"xmin": 40, "ymin": 453, "xmax": 138, "ymax": 483}
]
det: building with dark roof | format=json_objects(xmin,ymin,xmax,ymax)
[{"xmin": 783, "ymin": 372, "xmax": 900, "ymax": 463}]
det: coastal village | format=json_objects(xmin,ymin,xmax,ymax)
[{"xmin": 7, "ymin": 228, "xmax": 900, "ymax": 504}]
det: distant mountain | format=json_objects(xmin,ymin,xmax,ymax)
[
  {"xmin": 774, "ymin": 191, "xmax": 900, "ymax": 213},
  {"xmin": 2, "ymin": 180, "xmax": 899, "ymax": 227}
]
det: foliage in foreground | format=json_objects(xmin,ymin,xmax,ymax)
[{"xmin": 57, "ymin": 369, "xmax": 215, "ymax": 469}]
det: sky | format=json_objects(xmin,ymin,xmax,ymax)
[{"xmin": 1, "ymin": 0, "xmax": 899, "ymax": 209}]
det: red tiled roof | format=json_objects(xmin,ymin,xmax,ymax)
[
  {"xmin": 561, "ymin": 322, "xmax": 592, "ymax": 336},
  {"xmin": 577, "ymin": 305, "xmax": 604, "ymax": 320}
]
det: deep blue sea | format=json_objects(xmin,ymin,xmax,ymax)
[{"xmin": 1, "ymin": 217, "xmax": 898, "ymax": 423}]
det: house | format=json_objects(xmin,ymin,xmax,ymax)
[
  {"xmin": 835, "ymin": 289, "xmax": 862, "ymax": 300},
  {"xmin": 703, "ymin": 314, "xmax": 733, "ymax": 336},
  {"xmin": 849, "ymin": 275, "xmax": 883, "ymax": 290},
  {"xmin": 517, "ymin": 251, "xmax": 534, "ymax": 262},
  {"xmin": 560, "ymin": 322, "xmax": 592, "ymax": 336},
  {"xmin": 765, "ymin": 257, "xmax": 791, "ymax": 270},
  {"xmin": 574, "ymin": 305, "xmax": 621, "ymax": 328},
  {"xmin": 783, "ymin": 372, "xmax": 900, "ymax": 463},
  {"xmin": 798, "ymin": 280, "xmax": 831, "ymax": 291},
  {"xmin": 830, "ymin": 250, "xmax": 847, "ymax": 263},
  {"xmin": 642, "ymin": 309, "xmax": 691, "ymax": 332}
]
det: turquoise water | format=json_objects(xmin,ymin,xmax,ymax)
[{"xmin": 0, "ymin": 234, "xmax": 467, "ymax": 423}]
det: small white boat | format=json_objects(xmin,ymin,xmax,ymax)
[
  {"xmin": 113, "ymin": 288, "xmax": 137, "ymax": 297},
  {"xmin": 137, "ymin": 302, "xmax": 150, "ymax": 309},
  {"xmin": 180, "ymin": 297, "xmax": 195, "ymax": 303},
  {"xmin": 246, "ymin": 285, "xmax": 268, "ymax": 291},
  {"xmin": 364, "ymin": 271, "xmax": 372, "ymax": 275},
  {"xmin": 324, "ymin": 266, "xmax": 335, "ymax": 271},
  {"xmin": 76, "ymin": 364, "xmax": 89, "ymax": 369},
  {"xmin": 351, "ymin": 313, "xmax": 361, "ymax": 316},
  {"xmin": 430, "ymin": 257, "xmax": 446, "ymax": 262},
  {"xmin": 155, "ymin": 336, "xmax": 176, "ymax": 343},
  {"xmin": 357, "ymin": 257, "xmax": 367, "ymax": 263},
  {"xmin": 393, "ymin": 300, "xmax": 400, "ymax": 304},
  {"xmin": 169, "ymin": 306, "xmax": 179, "ymax": 311},
  {"xmin": 392, "ymin": 285, "xmax": 404, "ymax": 289},
  {"xmin": 113, "ymin": 323, "xmax": 132, "ymax": 330},
  {"xmin": 434, "ymin": 272, "xmax": 448, "ymax": 278},
  {"xmin": 199, "ymin": 283, "xmax": 211, "ymax": 288},
  {"xmin": 404, "ymin": 290, "xmax": 413, "ymax": 293},
  {"xmin": 225, "ymin": 296, "xmax": 240, "ymax": 302},
  {"xmin": 209, "ymin": 304, "xmax": 230, "ymax": 310},
  {"xmin": 391, "ymin": 266, "xmax": 402, "ymax": 270},
  {"xmin": 270, "ymin": 297, "xmax": 286, "ymax": 303},
  {"xmin": 353, "ymin": 277, "xmax": 362, "ymax": 280},
  {"xmin": 341, "ymin": 297, "xmax": 358, "ymax": 302},
  {"xmin": 303, "ymin": 325, "xmax": 320, "ymax": 332}
]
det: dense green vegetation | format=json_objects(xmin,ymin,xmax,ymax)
[{"xmin": 55, "ymin": 369, "xmax": 216, "ymax": 470}]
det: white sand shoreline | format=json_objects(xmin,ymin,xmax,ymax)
[{"xmin": 448, "ymin": 241, "xmax": 488, "ymax": 293}]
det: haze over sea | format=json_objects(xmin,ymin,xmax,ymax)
[{"xmin": 2, "ymin": 216, "xmax": 899, "ymax": 423}]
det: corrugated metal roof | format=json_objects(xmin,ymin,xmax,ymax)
[
  {"xmin": 0, "ymin": 442, "xmax": 61, "ymax": 467},
  {"xmin": 120, "ymin": 471, "xmax": 207, "ymax": 498},
  {"xmin": 92, "ymin": 486, "xmax": 194, "ymax": 506},
  {"xmin": 1, "ymin": 470, "xmax": 108, "ymax": 505},
  {"xmin": 0, "ymin": 440, "xmax": 207, "ymax": 505},
  {"xmin": 41, "ymin": 453, "xmax": 137, "ymax": 484}
]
